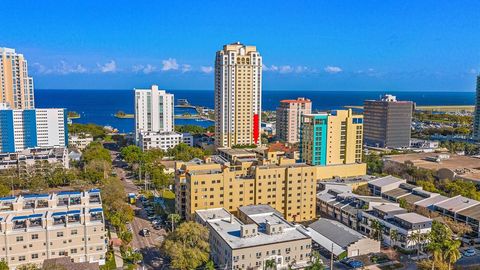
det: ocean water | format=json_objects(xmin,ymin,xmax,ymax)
[{"xmin": 35, "ymin": 89, "xmax": 476, "ymax": 133}]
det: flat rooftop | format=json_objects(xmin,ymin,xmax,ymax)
[
  {"xmin": 434, "ymin": 195, "xmax": 480, "ymax": 212},
  {"xmin": 414, "ymin": 194, "xmax": 449, "ymax": 208},
  {"xmin": 308, "ymin": 218, "xmax": 364, "ymax": 248},
  {"xmin": 195, "ymin": 208, "xmax": 231, "ymax": 223},
  {"xmin": 206, "ymin": 210, "xmax": 309, "ymax": 250},
  {"xmin": 368, "ymin": 175, "xmax": 405, "ymax": 188},
  {"xmin": 382, "ymin": 188, "xmax": 411, "ymax": 199},
  {"xmin": 373, "ymin": 204, "xmax": 406, "ymax": 214},
  {"xmin": 457, "ymin": 205, "xmax": 480, "ymax": 221},
  {"xmin": 394, "ymin": 213, "xmax": 432, "ymax": 224},
  {"xmin": 238, "ymin": 204, "xmax": 281, "ymax": 216}
]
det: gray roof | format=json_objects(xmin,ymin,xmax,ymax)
[
  {"xmin": 382, "ymin": 188, "xmax": 410, "ymax": 198},
  {"xmin": 414, "ymin": 194, "xmax": 449, "ymax": 208},
  {"xmin": 368, "ymin": 175, "xmax": 405, "ymax": 188},
  {"xmin": 434, "ymin": 196, "xmax": 480, "ymax": 212},
  {"xmin": 238, "ymin": 204, "xmax": 281, "ymax": 216},
  {"xmin": 394, "ymin": 213, "xmax": 432, "ymax": 224},
  {"xmin": 308, "ymin": 219, "xmax": 364, "ymax": 248}
]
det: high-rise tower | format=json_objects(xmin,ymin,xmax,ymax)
[
  {"xmin": 474, "ymin": 76, "xmax": 480, "ymax": 141},
  {"xmin": 214, "ymin": 42, "xmax": 262, "ymax": 148},
  {"xmin": 0, "ymin": 48, "xmax": 35, "ymax": 109}
]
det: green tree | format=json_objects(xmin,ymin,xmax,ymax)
[
  {"xmin": 0, "ymin": 260, "xmax": 8, "ymax": 270},
  {"xmin": 443, "ymin": 239, "xmax": 461, "ymax": 270},
  {"xmin": 305, "ymin": 251, "xmax": 325, "ymax": 270},
  {"xmin": 69, "ymin": 123, "xmax": 107, "ymax": 139},
  {"xmin": 363, "ymin": 153, "xmax": 383, "ymax": 175},
  {"xmin": 389, "ymin": 229, "xmax": 399, "ymax": 248},
  {"xmin": 204, "ymin": 260, "xmax": 215, "ymax": 270},
  {"xmin": 370, "ymin": 219, "xmax": 383, "ymax": 241},
  {"xmin": 161, "ymin": 222, "xmax": 210, "ymax": 270},
  {"xmin": 264, "ymin": 259, "xmax": 276, "ymax": 270},
  {"xmin": 17, "ymin": 264, "xmax": 40, "ymax": 270},
  {"xmin": 168, "ymin": 213, "xmax": 182, "ymax": 231},
  {"xmin": 121, "ymin": 145, "xmax": 143, "ymax": 165}
]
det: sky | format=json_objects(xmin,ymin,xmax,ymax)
[{"xmin": 1, "ymin": 0, "xmax": 479, "ymax": 91}]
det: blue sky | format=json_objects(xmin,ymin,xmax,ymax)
[{"xmin": 1, "ymin": 0, "xmax": 479, "ymax": 91}]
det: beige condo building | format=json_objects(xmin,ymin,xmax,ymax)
[
  {"xmin": 0, "ymin": 48, "xmax": 34, "ymax": 109},
  {"xmin": 214, "ymin": 42, "xmax": 262, "ymax": 148},
  {"xmin": 0, "ymin": 190, "xmax": 106, "ymax": 269},
  {"xmin": 175, "ymin": 148, "xmax": 316, "ymax": 222},
  {"xmin": 276, "ymin": 98, "xmax": 312, "ymax": 144}
]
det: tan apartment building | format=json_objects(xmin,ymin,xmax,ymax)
[
  {"xmin": 175, "ymin": 148, "xmax": 316, "ymax": 222},
  {"xmin": 300, "ymin": 110, "xmax": 363, "ymax": 166},
  {"xmin": 276, "ymin": 98, "xmax": 312, "ymax": 144},
  {"xmin": 0, "ymin": 190, "xmax": 106, "ymax": 269},
  {"xmin": 196, "ymin": 205, "xmax": 312, "ymax": 270},
  {"xmin": 0, "ymin": 48, "xmax": 34, "ymax": 109},
  {"xmin": 214, "ymin": 42, "xmax": 262, "ymax": 148}
]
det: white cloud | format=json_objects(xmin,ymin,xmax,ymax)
[
  {"xmin": 264, "ymin": 64, "xmax": 314, "ymax": 74},
  {"xmin": 162, "ymin": 58, "xmax": 179, "ymax": 71},
  {"xmin": 200, "ymin": 66, "xmax": 213, "ymax": 73},
  {"xmin": 32, "ymin": 61, "xmax": 87, "ymax": 75},
  {"xmin": 182, "ymin": 64, "xmax": 192, "ymax": 73},
  {"xmin": 98, "ymin": 60, "xmax": 117, "ymax": 73},
  {"xmin": 324, "ymin": 66, "xmax": 343, "ymax": 74},
  {"xmin": 279, "ymin": 65, "xmax": 294, "ymax": 74},
  {"xmin": 469, "ymin": 68, "xmax": 478, "ymax": 74}
]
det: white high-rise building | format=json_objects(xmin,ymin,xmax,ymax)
[
  {"xmin": 214, "ymin": 42, "xmax": 262, "ymax": 148},
  {"xmin": 0, "ymin": 107, "xmax": 67, "ymax": 153},
  {"xmin": 134, "ymin": 85, "xmax": 174, "ymax": 142},
  {"xmin": 0, "ymin": 48, "xmax": 35, "ymax": 109}
]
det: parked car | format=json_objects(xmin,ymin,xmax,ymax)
[
  {"xmin": 463, "ymin": 248, "xmax": 476, "ymax": 257},
  {"xmin": 140, "ymin": 228, "xmax": 150, "ymax": 237},
  {"xmin": 347, "ymin": 260, "xmax": 364, "ymax": 269}
]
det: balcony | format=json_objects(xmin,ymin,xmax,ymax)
[
  {"xmin": 89, "ymin": 195, "xmax": 101, "ymax": 204},
  {"xmin": 13, "ymin": 219, "xmax": 27, "ymax": 231},
  {"xmin": 53, "ymin": 215, "xmax": 66, "ymax": 226},
  {"xmin": 29, "ymin": 217, "xmax": 42, "ymax": 228}
]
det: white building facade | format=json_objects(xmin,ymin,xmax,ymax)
[
  {"xmin": 134, "ymin": 85, "xmax": 174, "ymax": 142},
  {"xmin": 0, "ymin": 107, "xmax": 67, "ymax": 153}
]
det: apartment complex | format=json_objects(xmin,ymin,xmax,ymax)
[
  {"xmin": 0, "ymin": 48, "xmax": 34, "ymax": 109},
  {"xmin": 0, "ymin": 147, "xmax": 69, "ymax": 173},
  {"xmin": 474, "ymin": 75, "xmax": 480, "ymax": 141},
  {"xmin": 196, "ymin": 205, "xmax": 312, "ymax": 270},
  {"xmin": 134, "ymin": 85, "xmax": 175, "ymax": 142},
  {"xmin": 68, "ymin": 133, "xmax": 93, "ymax": 150},
  {"xmin": 0, "ymin": 107, "xmax": 68, "ymax": 153},
  {"xmin": 0, "ymin": 190, "xmax": 106, "ymax": 268},
  {"xmin": 276, "ymin": 98, "xmax": 312, "ymax": 144},
  {"xmin": 175, "ymin": 148, "xmax": 316, "ymax": 222},
  {"xmin": 214, "ymin": 42, "xmax": 262, "ymax": 148},
  {"xmin": 138, "ymin": 131, "xmax": 183, "ymax": 151},
  {"xmin": 300, "ymin": 109, "xmax": 363, "ymax": 166},
  {"xmin": 359, "ymin": 205, "xmax": 432, "ymax": 250},
  {"xmin": 363, "ymin": 94, "xmax": 413, "ymax": 148}
]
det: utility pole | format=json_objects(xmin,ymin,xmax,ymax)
[{"xmin": 330, "ymin": 243, "xmax": 334, "ymax": 270}]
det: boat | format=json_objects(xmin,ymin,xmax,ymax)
[{"xmin": 177, "ymin": 99, "xmax": 190, "ymax": 106}]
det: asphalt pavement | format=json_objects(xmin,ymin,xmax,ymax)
[{"xmin": 111, "ymin": 151, "xmax": 167, "ymax": 270}]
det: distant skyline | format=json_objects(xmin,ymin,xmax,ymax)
[{"xmin": 1, "ymin": 0, "xmax": 479, "ymax": 91}]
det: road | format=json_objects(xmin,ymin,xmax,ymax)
[{"xmin": 111, "ymin": 150, "xmax": 167, "ymax": 269}]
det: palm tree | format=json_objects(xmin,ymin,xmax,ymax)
[
  {"xmin": 370, "ymin": 219, "xmax": 383, "ymax": 241},
  {"xmin": 389, "ymin": 229, "xmax": 399, "ymax": 248},
  {"xmin": 444, "ymin": 239, "xmax": 461, "ymax": 270},
  {"xmin": 407, "ymin": 230, "xmax": 426, "ymax": 257},
  {"xmin": 168, "ymin": 213, "xmax": 181, "ymax": 231}
]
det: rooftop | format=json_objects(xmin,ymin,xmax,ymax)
[
  {"xmin": 457, "ymin": 204, "xmax": 480, "ymax": 221},
  {"xmin": 206, "ymin": 209, "xmax": 309, "ymax": 250},
  {"xmin": 308, "ymin": 219, "xmax": 364, "ymax": 248},
  {"xmin": 373, "ymin": 204, "xmax": 406, "ymax": 214},
  {"xmin": 238, "ymin": 204, "xmax": 281, "ymax": 216},
  {"xmin": 195, "ymin": 208, "xmax": 231, "ymax": 223},
  {"xmin": 434, "ymin": 195, "xmax": 480, "ymax": 212},
  {"xmin": 394, "ymin": 212, "xmax": 432, "ymax": 224},
  {"xmin": 414, "ymin": 194, "xmax": 449, "ymax": 208},
  {"xmin": 368, "ymin": 175, "xmax": 405, "ymax": 188}
]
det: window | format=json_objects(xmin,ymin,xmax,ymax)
[
  {"xmin": 32, "ymin": 234, "xmax": 38, "ymax": 240},
  {"xmin": 32, "ymin": 254, "xmax": 38, "ymax": 259},
  {"xmin": 71, "ymin": 248, "xmax": 77, "ymax": 254},
  {"xmin": 71, "ymin": 229, "xmax": 78, "ymax": 235},
  {"xmin": 57, "ymin": 232, "xmax": 64, "ymax": 237},
  {"xmin": 19, "ymin": 256, "xmax": 26, "ymax": 261},
  {"xmin": 16, "ymin": 236, "xmax": 23, "ymax": 242}
]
